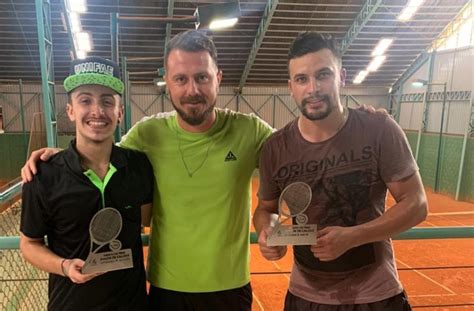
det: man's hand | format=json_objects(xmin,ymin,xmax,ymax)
[
  {"xmin": 310, "ymin": 226, "xmax": 354, "ymax": 261},
  {"xmin": 356, "ymin": 104, "xmax": 389, "ymax": 116},
  {"xmin": 257, "ymin": 227, "xmax": 287, "ymax": 261},
  {"xmin": 62, "ymin": 258, "xmax": 103, "ymax": 284},
  {"xmin": 21, "ymin": 148, "xmax": 62, "ymax": 182}
]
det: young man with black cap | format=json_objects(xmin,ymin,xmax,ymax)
[{"xmin": 20, "ymin": 56, "xmax": 153, "ymax": 311}]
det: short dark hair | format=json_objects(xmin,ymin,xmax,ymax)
[
  {"xmin": 165, "ymin": 30, "xmax": 218, "ymax": 69},
  {"xmin": 288, "ymin": 32, "xmax": 342, "ymax": 65}
]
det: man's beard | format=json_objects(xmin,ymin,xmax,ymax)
[
  {"xmin": 172, "ymin": 96, "xmax": 215, "ymax": 126},
  {"xmin": 299, "ymin": 95, "xmax": 333, "ymax": 121}
]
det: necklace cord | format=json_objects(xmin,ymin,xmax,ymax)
[{"xmin": 176, "ymin": 131, "xmax": 215, "ymax": 177}]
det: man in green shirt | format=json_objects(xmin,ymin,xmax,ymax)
[
  {"xmin": 22, "ymin": 30, "xmax": 273, "ymax": 311},
  {"xmin": 21, "ymin": 30, "xmax": 380, "ymax": 310}
]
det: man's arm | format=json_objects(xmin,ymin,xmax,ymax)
[
  {"xmin": 311, "ymin": 172, "xmax": 428, "ymax": 261},
  {"xmin": 253, "ymin": 198, "xmax": 287, "ymax": 261},
  {"xmin": 21, "ymin": 148, "xmax": 62, "ymax": 182},
  {"xmin": 20, "ymin": 233, "xmax": 101, "ymax": 284}
]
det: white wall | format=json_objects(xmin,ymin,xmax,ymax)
[{"xmin": 398, "ymin": 47, "xmax": 473, "ymax": 134}]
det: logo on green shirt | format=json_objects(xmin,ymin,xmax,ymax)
[{"xmin": 224, "ymin": 151, "xmax": 237, "ymax": 162}]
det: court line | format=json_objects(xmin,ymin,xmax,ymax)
[
  {"xmin": 420, "ymin": 221, "xmax": 439, "ymax": 227},
  {"xmin": 424, "ymin": 216, "xmax": 471, "ymax": 227},
  {"xmin": 428, "ymin": 211, "xmax": 474, "ymax": 216},
  {"xmin": 271, "ymin": 261, "xmax": 290, "ymax": 281},
  {"xmin": 252, "ymin": 293, "xmax": 265, "ymax": 311},
  {"xmin": 251, "ymin": 265, "xmax": 474, "ymax": 274},
  {"xmin": 396, "ymin": 258, "xmax": 456, "ymax": 295},
  {"xmin": 413, "ymin": 303, "xmax": 474, "ymax": 309},
  {"xmin": 410, "ymin": 293, "xmax": 474, "ymax": 297}
]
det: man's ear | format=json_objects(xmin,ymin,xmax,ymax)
[
  {"xmin": 340, "ymin": 68, "xmax": 346, "ymax": 87},
  {"xmin": 217, "ymin": 69, "xmax": 223, "ymax": 85},
  {"xmin": 66, "ymin": 103, "xmax": 75, "ymax": 122},
  {"xmin": 288, "ymin": 79, "xmax": 293, "ymax": 98},
  {"xmin": 117, "ymin": 99, "xmax": 124, "ymax": 124}
]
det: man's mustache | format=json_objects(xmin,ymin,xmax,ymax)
[
  {"xmin": 302, "ymin": 95, "xmax": 329, "ymax": 105},
  {"xmin": 181, "ymin": 95, "xmax": 206, "ymax": 104}
]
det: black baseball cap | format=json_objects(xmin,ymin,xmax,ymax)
[{"xmin": 63, "ymin": 56, "xmax": 124, "ymax": 95}]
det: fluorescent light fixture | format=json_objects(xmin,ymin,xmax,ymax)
[
  {"xmin": 209, "ymin": 17, "xmax": 238, "ymax": 30},
  {"xmin": 69, "ymin": 12, "xmax": 82, "ymax": 33},
  {"xmin": 411, "ymin": 78, "xmax": 428, "ymax": 88},
  {"xmin": 195, "ymin": 1, "xmax": 241, "ymax": 30},
  {"xmin": 153, "ymin": 78, "xmax": 166, "ymax": 86},
  {"xmin": 371, "ymin": 38, "xmax": 393, "ymax": 56},
  {"xmin": 398, "ymin": 0, "xmax": 423, "ymax": 22},
  {"xmin": 66, "ymin": 0, "xmax": 87, "ymax": 13},
  {"xmin": 367, "ymin": 55, "xmax": 386, "ymax": 72},
  {"xmin": 353, "ymin": 70, "xmax": 368, "ymax": 84},
  {"xmin": 76, "ymin": 50, "xmax": 87, "ymax": 59},
  {"xmin": 76, "ymin": 32, "xmax": 91, "ymax": 51}
]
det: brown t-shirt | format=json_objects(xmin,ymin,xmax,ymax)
[{"xmin": 258, "ymin": 108, "xmax": 418, "ymax": 304}]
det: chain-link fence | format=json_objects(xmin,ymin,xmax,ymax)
[{"xmin": 0, "ymin": 199, "xmax": 48, "ymax": 310}]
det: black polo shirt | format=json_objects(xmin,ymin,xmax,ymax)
[{"xmin": 21, "ymin": 140, "xmax": 153, "ymax": 311}]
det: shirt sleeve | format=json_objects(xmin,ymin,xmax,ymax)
[
  {"xmin": 119, "ymin": 119, "xmax": 145, "ymax": 151},
  {"xmin": 257, "ymin": 138, "xmax": 281, "ymax": 201},
  {"xmin": 20, "ymin": 177, "xmax": 49, "ymax": 239},
  {"xmin": 378, "ymin": 116, "xmax": 419, "ymax": 183},
  {"xmin": 253, "ymin": 115, "xmax": 274, "ymax": 168}
]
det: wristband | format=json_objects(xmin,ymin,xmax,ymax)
[{"xmin": 60, "ymin": 258, "xmax": 68, "ymax": 277}]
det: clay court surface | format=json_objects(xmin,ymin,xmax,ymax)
[
  {"xmin": 248, "ymin": 178, "xmax": 474, "ymax": 310},
  {"xmin": 2, "ymin": 178, "xmax": 473, "ymax": 310}
]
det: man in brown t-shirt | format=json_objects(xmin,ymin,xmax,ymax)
[{"xmin": 253, "ymin": 32, "xmax": 428, "ymax": 310}]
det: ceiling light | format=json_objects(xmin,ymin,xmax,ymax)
[
  {"xmin": 411, "ymin": 78, "xmax": 428, "ymax": 88},
  {"xmin": 66, "ymin": 0, "xmax": 87, "ymax": 13},
  {"xmin": 195, "ymin": 1, "xmax": 241, "ymax": 30},
  {"xmin": 398, "ymin": 0, "xmax": 423, "ymax": 22},
  {"xmin": 209, "ymin": 18, "xmax": 238, "ymax": 30},
  {"xmin": 76, "ymin": 50, "xmax": 87, "ymax": 59},
  {"xmin": 367, "ymin": 55, "xmax": 386, "ymax": 72},
  {"xmin": 75, "ymin": 32, "xmax": 91, "ymax": 51},
  {"xmin": 69, "ymin": 12, "xmax": 82, "ymax": 33},
  {"xmin": 371, "ymin": 38, "xmax": 393, "ymax": 56},
  {"xmin": 353, "ymin": 71, "xmax": 368, "ymax": 84},
  {"xmin": 153, "ymin": 78, "xmax": 166, "ymax": 86}
]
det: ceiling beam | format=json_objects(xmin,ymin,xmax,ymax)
[
  {"xmin": 390, "ymin": 51, "xmax": 430, "ymax": 92},
  {"xmin": 164, "ymin": 0, "xmax": 174, "ymax": 57},
  {"xmin": 238, "ymin": 0, "xmax": 278, "ymax": 90},
  {"xmin": 340, "ymin": 0, "xmax": 382, "ymax": 55}
]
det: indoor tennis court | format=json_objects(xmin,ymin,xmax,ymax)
[{"xmin": 1, "ymin": 0, "xmax": 473, "ymax": 310}]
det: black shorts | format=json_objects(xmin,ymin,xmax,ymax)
[
  {"xmin": 148, "ymin": 283, "xmax": 252, "ymax": 311},
  {"xmin": 284, "ymin": 290, "xmax": 412, "ymax": 311}
]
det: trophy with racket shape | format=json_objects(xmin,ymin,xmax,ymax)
[
  {"xmin": 82, "ymin": 208, "xmax": 133, "ymax": 274},
  {"xmin": 267, "ymin": 182, "xmax": 317, "ymax": 246}
]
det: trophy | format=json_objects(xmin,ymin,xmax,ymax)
[
  {"xmin": 81, "ymin": 208, "xmax": 133, "ymax": 274},
  {"xmin": 266, "ymin": 182, "xmax": 317, "ymax": 246}
]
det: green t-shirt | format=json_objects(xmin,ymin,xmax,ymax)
[{"xmin": 120, "ymin": 108, "xmax": 273, "ymax": 292}]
